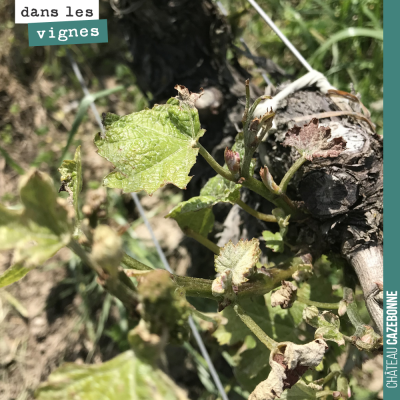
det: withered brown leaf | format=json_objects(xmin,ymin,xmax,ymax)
[{"xmin": 283, "ymin": 118, "xmax": 346, "ymax": 161}]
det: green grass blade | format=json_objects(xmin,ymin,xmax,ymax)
[
  {"xmin": 61, "ymin": 85, "xmax": 125, "ymax": 159},
  {"xmin": 310, "ymin": 28, "xmax": 383, "ymax": 63},
  {"xmin": 0, "ymin": 146, "xmax": 25, "ymax": 175}
]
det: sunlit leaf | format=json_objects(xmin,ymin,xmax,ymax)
[
  {"xmin": 303, "ymin": 307, "xmax": 345, "ymax": 346},
  {"xmin": 214, "ymin": 239, "xmax": 261, "ymax": 287},
  {"xmin": 35, "ymin": 350, "xmax": 189, "ymax": 400},
  {"xmin": 262, "ymin": 231, "xmax": 284, "ymax": 253},
  {"xmin": 95, "ymin": 94, "xmax": 205, "ymax": 195}
]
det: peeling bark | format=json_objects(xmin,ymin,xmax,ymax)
[{"xmin": 346, "ymin": 246, "xmax": 383, "ymax": 334}]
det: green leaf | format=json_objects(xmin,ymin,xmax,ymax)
[
  {"xmin": 58, "ymin": 146, "xmax": 82, "ymax": 217},
  {"xmin": 262, "ymin": 231, "xmax": 284, "ymax": 253},
  {"xmin": 166, "ymin": 171, "xmax": 240, "ymax": 236},
  {"xmin": 95, "ymin": 99, "xmax": 205, "ymax": 195},
  {"xmin": 0, "ymin": 171, "xmax": 73, "ymax": 288},
  {"xmin": 165, "ymin": 196, "xmax": 215, "ymax": 236},
  {"xmin": 303, "ymin": 307, "xmax": 345, "ymax": 346},
  {"xmin": 280, "ymin": 380, "xmax": 322, "ymax": 399},
  {"xmin": 214, "ymin": 239, "xmax": 261, "ymax": 286},
  {"xmin": 35, "ymin": 350, "xmax": 189, "ymax": 400},
  {"xmin": 0, "ymin": 145, "xmax": 24, "ymax": 175},
  {"xmin": 200, "ymin": 173, "xmax": 241, "ymax": 203},
  {"xmin": 0, "ymin": 264, "xmax": 31, "ymax": 289},
  {"xmin": 214, "ymin": 296, "xmax": 304, "ymax": 391},
  {"xmin": 214, "ymin": 297, "xmax": 300, "ymax": 347},
  {"xmin": 290, "ymin": 275, "xmax": 341, "ymax": 327}
]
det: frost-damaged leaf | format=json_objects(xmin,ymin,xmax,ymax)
[
  {"xmin": 249, "ymin": 340, "xmax": 328, "ymax": 400},
  {"xmin": 0, "ymin": 171, "xmax": 73, "ymax": 288},
  {"xmin": 282, "ymin": 118, "xmax": 346, "ymax": 161},
  {"xmin": 271, "ymin": 281, "xmax": 297, "ymax": 309},
  {"xmin": 303, "ymin": 307, "xmax": 345, "ymax": 346},
  {"xmin": 95, "ymin": 87, "xmax": 205, "ymax": 195},
  {"xmin": 214, "ymin": 239, "xmax": 261, "ymax": 292},
  {"xmin": 58, "ymin": 146, "xmax": 82, "ymax": 216},
  {"xmin": 262, "ymin": 231, "xmax": 284, "ymax": 253},
  {"xmin": 35, "ymin": 350, "xmax": 189, "ymax": 400}
]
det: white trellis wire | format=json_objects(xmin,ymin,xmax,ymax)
[{"xmin": 247, "ymin": 0, "xmax": 313, "ymax": 72}]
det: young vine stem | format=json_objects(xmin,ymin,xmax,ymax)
[
  {"xmin": 121, "ymin": 253, "xmax": 312, "ymax": 302},
  {"xmin": 296, "ymin": 296, "xmax": 340, "ymax": 310},
  {"xmin": 241, "ymin": 79, "xmax": 251, "ymax": 125},
  {"xmin": 184, "ymin": 228, "xmax": 220, "ymax": 254},
  {"xmin": 197, "ymin": 143, "xmax": 301, "ymax": 217},
  {"xmin": 234, "ymin": 304, "xmax": 277, "ymax": 350},
  {"xmin": 122, "ymin": 253, "xmax": 154, "ymax": 271},
  {"xmin": 279, "ymin": 155, "xmax": 307, "ymax": 193},
  {"xmin": 236, "ymin": 199, "xmax": 277, "ymax": 223}
]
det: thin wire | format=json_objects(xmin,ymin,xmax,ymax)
[
  {"xmin": 66, "ymin": 52, "xmax": 229, "ymax": 400},
  {"xmin": 246, "ymin": 0, "xmax": 313, "ymax": 72},
  {"xmin": 66, "ymin": 50, "xmax": 103, "ymax": 129}
]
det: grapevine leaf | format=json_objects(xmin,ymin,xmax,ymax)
[
  {"xmin": 282, "ymin": 118, "xmax": 346, "ymax": 161},
  {"xmin": 165, "ymin": 174, "xmax": 240, "ymax": 235},
  {"xmin": 290, "ymin": 272, "xmax": 341, "ymax": 327},
  {"xmin": 262, "ymin": 231, "xmax": 284, "ymax": 253},
  {"xmin": 95, "ymin": 91, "xmax": 205, "ymax": 195},
  {"xmin": 303, "ymin": 307, "xmax": 345, "ymax": 346},
  {"xmin": 35, "ymin": 350, "xmax": 189, "ymax": 400},
  {"xmin": 200, "ymin": 174, "xmax": 241, "ymax": 203},
  {"xmin": 214, "ymin": 297, "xmax": 300, "ymax": 347},
  {"xmin": 214, "ymin": 296, "xmax": 305, "ymax": 391},
  {"xmin": 271, "ymin": 281, "xmax": 297, "ymax": 309},
  {"xmin": 165, "ymin": 196, "xmax": 215, "ymax": 236},
  {"xmin": 214, "ymin": 239, "xmax": 261, "ymax": 287},
  {"xmin": 0, "ymin": 171, "xmax": 73, "ymax": 288},
  {"xmin": 249, "ymin": 340, "xmax": 328, "ymax": 400},
  {"xmin": 58, "ymin": 146, "xmax": 82, "ymax": 217},
  {"xmin": 280, "ymin": 380, "xmax": 322, "ymax": 399},
  {"xmin": 167, "ymin": 130, "xmax": 245, "ymax": 234}
]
